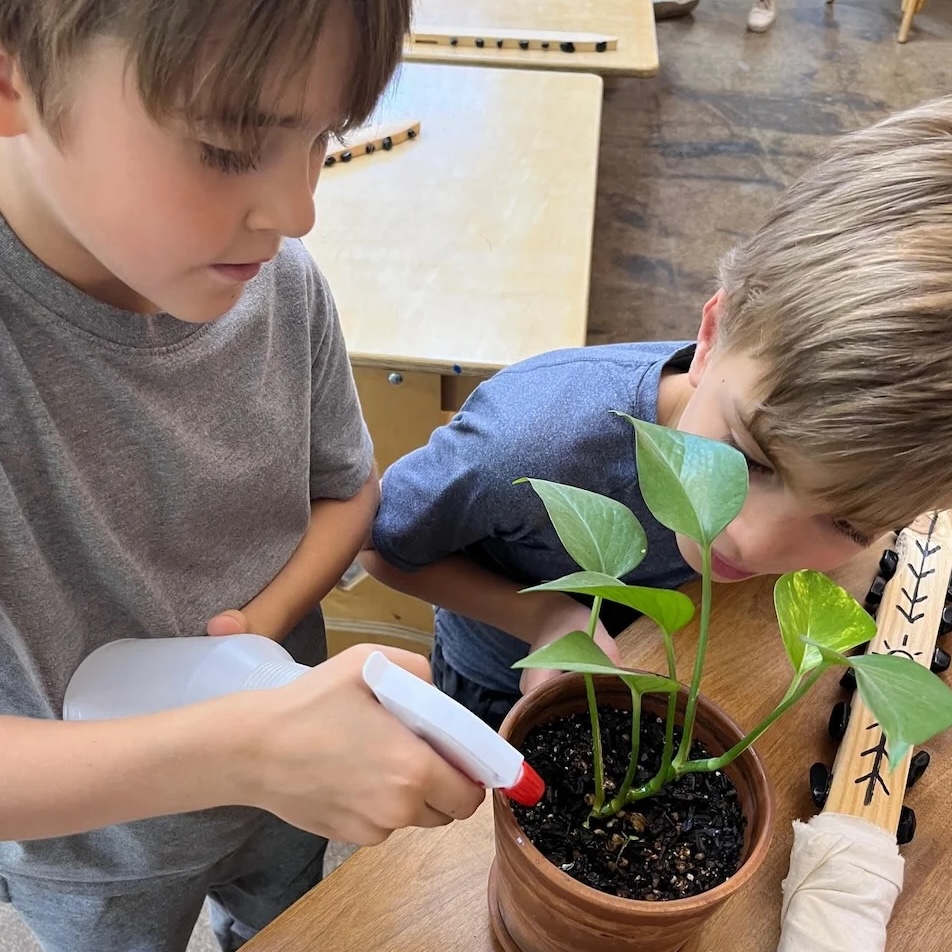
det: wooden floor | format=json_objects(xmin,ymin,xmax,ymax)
[{"xmin": 587, "ymin": 0, "xmax": 952, "ymax": 347}]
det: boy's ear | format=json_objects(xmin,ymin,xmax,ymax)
[
  {"xmin": 688, "ymin": 290, "xmax": 725, "ymax": 387},
  {"xmin": 0, "ymin": 49, "xmax": 30, "ymax": 137}
]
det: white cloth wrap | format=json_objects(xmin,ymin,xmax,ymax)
[{"xmin": 778, "ymin": 813, "xmax": 904, "ymax": 952}]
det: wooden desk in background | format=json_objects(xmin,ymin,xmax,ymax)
[
  {"xmin": 247, "ymin": 545, "xmax": 952, "ymax": 952},
  {"xmin": 306, "ymin": 63, "xmax": 602, "ymax": 657},
  {"xmin": 406, "ymin": 0, "xmax": 659, "ymax": 77}
]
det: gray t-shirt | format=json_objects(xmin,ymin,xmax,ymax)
[
  {"xmin": 372, "ymin": 342, "xmax": 697, "ymax": 695},
  {"xmin": 0, "ymin": 216, "xmax": 372, "ymax": 887}
]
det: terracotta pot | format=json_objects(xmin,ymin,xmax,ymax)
[{"xmin": 489, "ymin": 672, "xmax": 775, "ymax": 952}]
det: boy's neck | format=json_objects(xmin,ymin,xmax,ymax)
[{"xmin": 656, "ymin": 364, "xmax": 693, "ymax": 430}]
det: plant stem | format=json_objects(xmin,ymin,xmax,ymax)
[
  {"xmin": 673, "ymin": 545, "xmax": 713, "ymax": 768},
  {"xmin": 677, "ymin": 668, "xmax": 825, "ymax": 776},
  {"xmin": 584, "ymin": 597, "xmax": 605, "ymax": 813},
  {"xmin": 659, "ymin": 628, "xmax": 678, "ymax": 782},
  {"xmin": 583, "ymin": 674, "xmax": 605, "ymax": 813},
  {"xmin": 636, "ymin": 628, "xmax": 679, "ymax": 801},
  {"xmin": 607, "ymin": 690, "xmax": 642, "ymax": 813}
]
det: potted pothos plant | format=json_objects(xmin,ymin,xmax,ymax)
[{"xmin": 487, "ymin": 417, "xmax": 952, "ymax": 952}]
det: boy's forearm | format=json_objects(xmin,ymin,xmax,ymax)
[
  {"xmin": 0, "ymin": 699, "xmax": 250, "ymax": 841},
  {"xmin": 243, "ymin": 469, "xmax": 380, "ymax": 639},
  {"xmin": 359, "ymin": 549, "xmax": 584, "ymax": 646}
]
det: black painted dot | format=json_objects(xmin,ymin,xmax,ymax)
[
  {"xmin": 595, "ymin": 40, "xmax": 607, "ymax": 52},
  {"xmin": 541, "ymin": 41, "xmax": 550, "ymax": 49},
  {"xmin": 519, "ymin": 40, "xmax": 529, "ymax": 50},
  {"xmin": 475, "ymin": 37, "xmax": 485, "ymax": 48},
  {"xmin": 407, "ymin": 128, "xmax": 417, "ymax": 139},
  {"xmin": 365, "ymin": 143, "xmax": 375, "ymax": 153},
  {"xmin": 450, "ymin": 37, "xmax": 458, "ymax": 46},
  {"xmin": 382, "ymin": 136, "xmax": 393, "ymax": 150},
  {"xmin": 560, "ymin": 41, "xmax": 575, "ymax": 53},
  {"xmin": 324, "ymin": 155, "xmax": 336, "ymax": 167},
  {"xmin": 496, "ymin": 38, "xmax": 504, "ymax": 48},
  {"xmin": 341, "ymin": 150, "xmax": 352, "ymax": 162}
]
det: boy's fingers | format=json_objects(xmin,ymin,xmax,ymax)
[
  {"xmin": 423, "ymin": 756, "xmax": 486, "ymax": 822},
  {"xmin": 206, "ymin": 610, "xmax": 249, "ymax": 636},
  {"xmin": 347, "ymin": 643, "xmax": 434, "ymax": 684}
]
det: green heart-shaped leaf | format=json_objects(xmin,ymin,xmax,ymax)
[
  {"xmin": 512, "ymin": 629, "xmax": 679, "ymax": 696},
  {"xmin": 515, "ymin": 478, "xmax": 647, "ymax": 576},
  {"xmin": 522, "ymin": 571, "xmax": 695, "ymax": 636},
  {"xmin": 617, "ymin": 416, "xmax": 748, "ymax": 547},
  {"xmin": 777, "ymin": 571, "xmax": 876, "ymax": 674},
  {"xmin": 851, "ymin": 652, "xmax": 952, "ymax": 768}
]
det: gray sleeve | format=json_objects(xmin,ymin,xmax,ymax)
[{"xmin": 306, "ymin": 261, "xmax": 374, "ymax": 501}]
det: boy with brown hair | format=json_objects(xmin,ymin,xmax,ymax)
[
  {"xmin": 364, "ymin": 97, "xmax": 952, "ymax": 727},
  {"xmin": 0, "ymin": 2, "xmax": 482, "ymax": 949}
]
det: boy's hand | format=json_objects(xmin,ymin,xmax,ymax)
[
  {"xmin": 520, "ymin": 605, "xmax": 621, "ymax": 696},
  {"xmin": 230, "ymin": 645, "xmax": 485, "ymax": 845}
]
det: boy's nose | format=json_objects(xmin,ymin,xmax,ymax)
[
  {"xmin": 723, "ymin": 507, "xmax": 799, "ymax": 571},
  {"xmin": 247, "ymin": 159, "xmax": 318, "ymax": 239}
]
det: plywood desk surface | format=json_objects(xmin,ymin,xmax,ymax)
[
  {"xmin": 304, "ymin": 63, "xmax": 602, "ymax": 377},
  {"xmin": 247, "ymin": 544, "xmax": 952, "ymax": 952},
  {"xmin": 405, "ymin": 0, "xmax": 659, "ymax": 77}
]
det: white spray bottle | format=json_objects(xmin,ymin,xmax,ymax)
[{"xmin": 62, "ymin": 635, "xmax": 544, "ymax": 806}]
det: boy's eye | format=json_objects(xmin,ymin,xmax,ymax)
[
  {"xmin": 831, "ymin": 518, "xmax": 873, "ymax": 548},
  {"xmin": 200, "ymin": 143, "xmax": 260, "ymax": 175},
  {"xmin": 740, "ymin": 452, "xmax": 773, "ymax": 477},
  {"xmin": 725, "ymin": 438, "xmax": 774, "ymax": 477}
]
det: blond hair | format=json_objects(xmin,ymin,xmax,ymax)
[
  {"xmin": 0, "ymin": 0, "xmax": 410, "ymax": 146},
  {"xmin": 717, "ymin": 96, "xmax": 952, "ymax": 534}
]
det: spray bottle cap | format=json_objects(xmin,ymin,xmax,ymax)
[{"xmin": 505, "ymin": 762, "xmax": 545, "ymax": 807}]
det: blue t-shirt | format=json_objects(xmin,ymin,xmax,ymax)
[{"xmin": 372, "ymin": 341, "xmax": 698, "ymax": 694}]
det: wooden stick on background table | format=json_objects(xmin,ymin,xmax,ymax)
[
  {"xmin": 404, "ymin": 0, "xmax": 658, "ymax": 76},
  {"xmin": 409, "ymin": 27, "xmax": 618, "ymax": 53}
]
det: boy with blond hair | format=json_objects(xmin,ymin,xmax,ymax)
[
  {"xmin": 0, "ymin": 2, "xmax": 483, "ymax": 949},
  {"xmin": 364, "ymin": 97, "xmax": 952, "ymax": 727}
]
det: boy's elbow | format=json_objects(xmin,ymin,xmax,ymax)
[{"xmin": 357, "ymin": 545, "xmax": 387, "ymax": 579}]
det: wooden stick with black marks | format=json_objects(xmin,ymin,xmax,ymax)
[
  {"xmin": 409, "ymin": 27, "xmax": 618, "ymax": 54},
  {"xmin": 812, "ymin": 510, "xmax": 952, "ymax": 841},
  {"xmin": 324, "ymin": 120, "xmax": 421, "ymax": 169}
]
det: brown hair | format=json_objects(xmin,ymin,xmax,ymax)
[
  {"xmin": 717, "ymin": 96, "xmax": 952, "ymax": 535},
  {"xmin": 0, "ymin": 0, "xmax": 410, "ymax": 144}
]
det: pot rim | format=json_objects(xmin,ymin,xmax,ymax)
[{"xmin": 493, "ymin": 671, "xmax": 775, "ymax": 917}]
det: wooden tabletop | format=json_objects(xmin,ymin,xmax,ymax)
[
  {"xmin": 405, "ymin": 0, "xmax": 659, "ymax": 77},
  {"xmin": 303, "ymin": 63, "xmax": 602, "ymax": 376},
  {"xmin": 245, "ymin": 544, "xmax": 952, "ymax": 952}
]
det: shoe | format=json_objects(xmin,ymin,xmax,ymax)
[
  {"xmin": 747, "ymin": 0, "xmax": 777, "ymax": 31},
  {"xmin": 653, "ymin": 0, "xmax": 700, "ymax": 20}
]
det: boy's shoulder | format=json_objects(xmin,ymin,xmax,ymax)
[
  {"xmin": 265, "ymin": 239, "xmax": 330, "ymax": 306},
  {"xmin": 495, "ymin": 341, "xmax": 691, "ymax": 393},
  {"xmin": 472, "ymin": 341, "xmax": 693, "ymax": 427},
  {"xmin": 434, "ymin": 340, "xmax": 694, "ymax": 485}
]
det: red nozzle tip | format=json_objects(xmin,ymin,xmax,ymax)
[{"xmin": 504, "ymin": 762, "xmax": 545, "ymax": 807}]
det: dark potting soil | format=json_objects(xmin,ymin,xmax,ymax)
[{"xmin": 512, "ymin": 706, "xmax": 746, "ymax": 901}]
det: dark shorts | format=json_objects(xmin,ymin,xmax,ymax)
[{"xmin": 430, "ymin": 637, "xmax": 521, "ymax": 732}]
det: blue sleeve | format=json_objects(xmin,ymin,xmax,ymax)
[{"xmin": 372, "ymin": 373, "xmax": 550, "ymax": 573}]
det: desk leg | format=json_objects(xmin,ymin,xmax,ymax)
[{"xmin": 323, "ymin": 366, "xmax": 487, "ymax": 657}]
